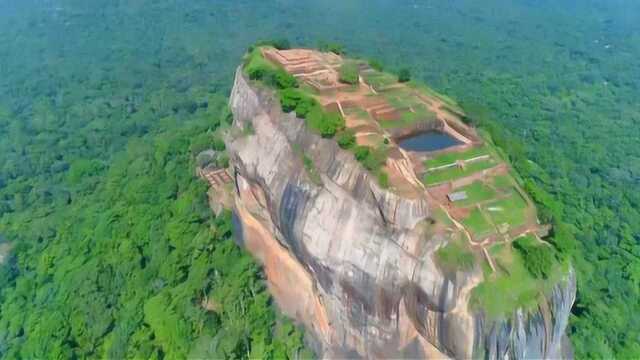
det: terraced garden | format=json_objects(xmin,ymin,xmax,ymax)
[
  {"xmin": 361, "ymin": 70, "xmax": 398, "ymax": 91},
  {"xmin": 425, "ymin": 145, "xmax": 491, "ymax": 168},
  {"xmin": 453, "ymin": 181, "xmax": 497, "ymax": 207},
  {"xmin": 484, "ymin": 192, "xmax": 529, "ymax": 230},
  {"xmin": 379, "ymin": 104, "xmax": 437, "ymax": 129},
  {"xmin": 461, "ymin": 207, "xmax": 495, "ymax": 238},
  {"xmin": 423, "ymin": 156, "xmax": 498, "ymax": 185}
]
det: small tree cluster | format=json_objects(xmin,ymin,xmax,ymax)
[
  {"xmin": 339, "ymin": 61, "xmax": 359, "ymax": 85},
  {"xmin": 245, "ymin": 48, "xmax": 297, "ymax": 89},
  {"xmin": 337, "ymin": 130, "xmax": 356, "ymax": 149},
  {"xmin": 513, "ymin": 237, "xmax": 556, "ymax": 279},
  {"xmin": 398, "ymin": 68, "xmax": 411, "ymax": 83},
  {"xmin": 368, "ymin": 59, "xmax": 384, "ymax": 72},
  {"xmin": 250, "ymin": 38, "xmax": 291, "ymax": 51},
  {"xmin": 318, "ymin": 41, "xmax": 345, "ymax": 54},
  {"xmin": 353, "ymin": 145, "xmax": 387, "ymax": 172},
  {"xmin": 278, "ymin": 89, "xmax": 344, "ymax": 138},
  {"xmin": 279, "ymin": 88, "xmax": 317, "ymax": 117},
  {"xmin": 306, "ymin": 108, "xmax": 345, "ymax": 138}
]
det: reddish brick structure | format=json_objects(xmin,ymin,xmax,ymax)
[
  {"xmin": 199, "ymin": 167, "xmax": 232, "ymax": 188},
  {"xmin": 262, "ymin": 48, "xmax": 349, "ymax": 93}
]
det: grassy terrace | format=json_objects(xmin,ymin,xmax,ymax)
[
  {"xmin": 491, "ymin": 174, "xmax": 514, "ymax": 190},
  {"xmin": 407, "ymin": 81, "xmax": 465, "ymax": 114},
  {"xmin": 383, "ymin": 88, "xmax": 424, "ymax": 109},
  {"xmin": 436, "ymin": 238, "xmax": 476, "ymax": 272},
  {"xmin": 361, "ymin": 70, "xmax": 397, "ymax": 91},
  {"xmin": 472, "ymin": 242, "xmax": 540, "ymax": 318},
  {"xmin": 424, "ymin": 157, "xmax": 497, "ymax": 185},
  {"xmin": 379, "ymin": 104, "xmax": 437, "ymax": 129},
  {"xmin": 455, "ymin": 187, "xmax": 530, "ymax": 239},
  {"xmin": 454, "ymin": 181, "xmax": 497, "ymax": 207},
  {"xmin": 462, "ymin": 207, "xmax": 495, "ymax": 238},
  {"xmin": 473, "ymin": 236, "xmax": 566, "ymax": 319},
  {"xmin": 425, "ymin": 145, "xmax": 491, "ymax": 169},
  {"xmin": 485, "ymin": 191, "xmax": 529, "ymax": 229}
]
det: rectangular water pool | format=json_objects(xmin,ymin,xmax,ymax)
[{"xmin": 398, "ymin": 131, "xmax": 461, "ymax": 152}]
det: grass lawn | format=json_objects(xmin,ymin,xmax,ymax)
[
  {"xmin": 514, "ymin": 234, "xmax": 539, "ymax": 247},
  {"xmin": 484, "ymin": 191, "xmax": 528, "ymax": 228},
  {"xmin": 362, "ymin": 70, "xmax": 397, "ymax": 91},
  {"xmin": 380, "ymin": 104, "xmax": 437, "ymax": 129},
  {"xmin": 491, "ymin": 174, "xmax": 514, "ymax": 191},
  {"xmin": 461, "ymin": 207, "xmax": 495, "ymax": 238},
  {"xmin": 453, "ymin": 181, "xmax": 497, "ymax": 207},
  {"xmin": 383, "ymin": 88, "xmax": 423, "ymax": 109},
  {"xmin": 436, "ymin": 239, "xmax": 476, "ymax": 272},
  {"xmin": 432, "ymin": 208, "xmax": 454, "ymax": 227},
  {"xmin": 345, "ymin": 107, "xmax": 372, "ymax": 121},
  {"xmin": 299, "ymin": 83, "xmax": 320, "ymax": 95},
  {"xmin": 244, "ymin": 46, "xmax": 277, "ymax": 72},
  {"xmin": 471, "ymin": 243, "xmax": 541, "ymax": 318},
  {"xmin": 425, "ymin": 146, "xmax": 491, "ymax": 169},
  {"xmin": 424, "ymin": 158, "xmax": 496, "ymax": 185},
  {"xmin": 407, "ymin": 81, "xmax": 464, "ymax": 113}
]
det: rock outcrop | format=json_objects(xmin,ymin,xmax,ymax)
[{"xmin": 225, "ymin": 68, "xmax": 576, "ymax": 359}]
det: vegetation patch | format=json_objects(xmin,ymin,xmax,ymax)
[
  {"xmin": 306, "ymin": 108, "xmax": 345, "ymax": 138},
  {"xmin": 317, "ymin": 41, "xmax": 345, "ymax": 54},
  {"xmin": 278, "ymin": 88, "xmax": 318, "ymax": 117},
  {"xmin": 368, "ymin": 58, "xmax": 384, "ymax": 71},
  {"xmin": 351, "ymin": 144, "xmax": 389, "ymax": 187},
  {"xmin": 472, "ymin": 239, "xmax": 565, "ymax": 320},
  {"xmin": 483, "ymin": 191, "xmax": 528, "ymax": 229},
  {"xmin": 279, "ymin": 90, "xmax": 336, "ymax": 137},
  {"xmin": 339, "ymin": 60, "xmax": 359, "ymax": 85},
  {"xmin": 379, "ymin": 104, "xmax": 437, "ymax": 129},
  {"xmin": 425, "ymin": 146, "xmax": 490, "ymax": 169},
  {"xmin": 407, "ymin": 81, "xmax": 464, "ymax": 114},
  {"xmin": 432, "ymin": 208, "xmax": 454, "ymax": 227},
  {"xmin": 250, "ymin": 38, "xmax": 291, "ymax": 51},
  {"xmin": 362, "ymin": 70, "xmax": 397, "ymax": 91},
  {"xmin": 461, "ymin": 207, "xmax": 495, "ymax": 238},
  {"xmin": 424, "ymin": 158, "xmax": 496, "ymax": 185},
  {"xmin": 397, "ymin": 68, "xmax": 411, "ymax": 83},
  {"xmin": 383, "ymin": 88, "xmax": 423, "ymax": 109},
  {"xmin": 436, "ymin": 239, "xmax": 476, "ymax": 272},
  {"xmin": 454, "ymin": 181, "xmax": 497, "ymax": 207},
  {"xmin": 244, "ymin": 47, "xmax": 297, "ymax": 89},
  {"xmin": 471, "ymin": 243, "xmax": 541, "ymax": 319},
  {"xmin": 491, "ymin": 174, "xmax": 514, "ymax": 191},
  {"xmin": 513, "ymin": 235, "xmax": 557, "ymax": 279},
  {"xmin": 352, "ymin": 144, "xmax": 386, "ymax": 172},
  {"xmin": 336, "ymin": 129, "xmax": 356, "ymax": 149},
  {"xmin": 302, "ymin": 154, "xmax": 323, "ymax": 185},
  {"xmin": 377, "ymin": 170, "xmax": 389, "ymax": 188}
]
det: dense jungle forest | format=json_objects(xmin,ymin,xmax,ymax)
[{"xmin": 0, "ymin": 0, "xmax": 639, "ymax": 358}]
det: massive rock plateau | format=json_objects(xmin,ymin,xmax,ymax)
[{"xmin": 224, "ymin": 68, "xmax": 576, "ymax": 359}]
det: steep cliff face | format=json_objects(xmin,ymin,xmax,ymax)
[{"xmin": 225, "ymin": 68, "xmax": 576, "ymax": 359}]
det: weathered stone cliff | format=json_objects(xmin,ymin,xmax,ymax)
[{"xmin": 225, "ymin": 68, "xmax": 576, "ymax": 359}]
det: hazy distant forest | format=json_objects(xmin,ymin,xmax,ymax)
[{"xmin": 1, "ymin": 0, "xmax": 639, "ymax": 358}]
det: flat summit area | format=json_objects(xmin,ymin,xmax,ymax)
[{"xmin": 261, "ymin": 46, "xmax": 547, "ymax": 258}]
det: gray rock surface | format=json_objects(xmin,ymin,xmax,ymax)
[{"xmin": 225, "ymin": 68, "xmax": 576, "ymax": 359}]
